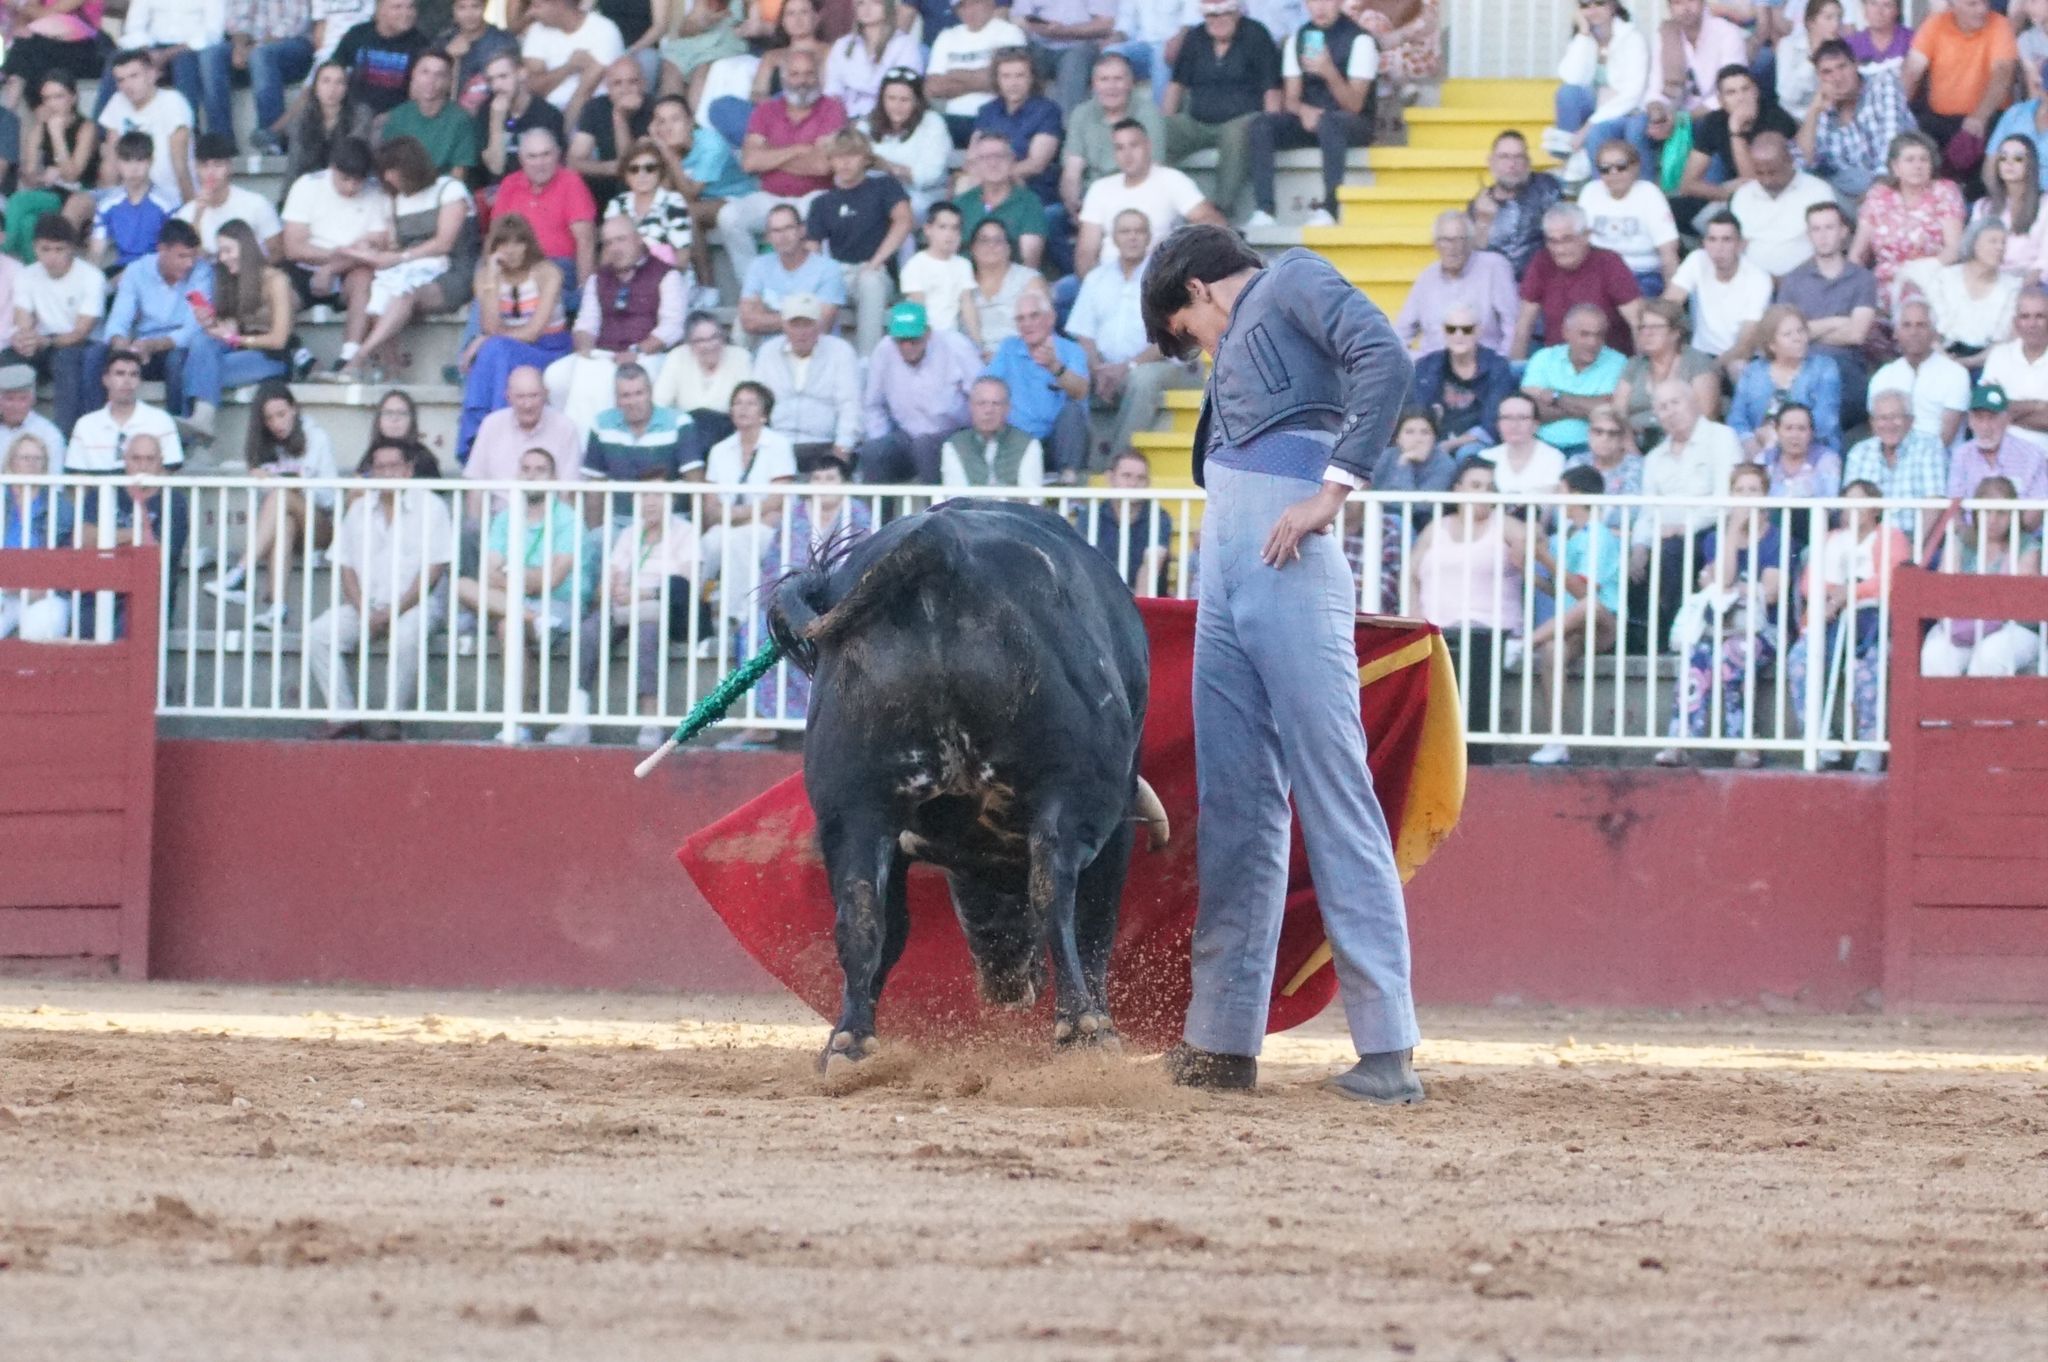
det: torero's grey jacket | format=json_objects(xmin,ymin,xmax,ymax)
[{"xmin": 1191, "ymin": 249, "xmax": 1415, "ymax": 488}]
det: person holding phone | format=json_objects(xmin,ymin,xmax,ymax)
[{"xmin": 1244, "ymin": 0, "xmax": 1380, "ymax": 229}]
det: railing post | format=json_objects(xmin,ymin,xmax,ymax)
[
  {"xmin": 1360, "ymin": 498, "xmax": 1385, "ymax": 613},
  {"xmin": 1800, "ymin": 501, "xmax": 1827, "ymax": 772}
]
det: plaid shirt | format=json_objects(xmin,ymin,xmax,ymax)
[
  {"xmin": 1844, "ymin": 431, "xmax": 1949, "ymax": 537},
  {"xmin": 227, "ymin": 0, "xmax": 313, "ymax": 43},
  {"xmin": 1812, "ymin": 69, "xmax": 1913, "ymax": 181}
]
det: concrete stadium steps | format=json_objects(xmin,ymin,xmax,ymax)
[
  {"xmin": 1298, "ymin": 225, "xmax": 1440, "ymax": 274},
  {"xmin": 1350, "ymin": 146, "xmax": 1556, "ymax": 197},
  {"xmin": 297, "ymin": 314, "xmax": 469, "ymax": 377},
  {"xmin": 1328, "ymin": 188, "xmax": 1475, "ymax": 230},
  {"xmin": 1181, "ymin": 147, "xmax": 1376, "ymax": 223},
  {"xmin": 1402, "ymin": 108, "xmax": 1552, "ymax": 152}
]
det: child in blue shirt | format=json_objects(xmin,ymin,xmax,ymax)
[{"xmin": 92, "ymin": 131, "xmax": 179, "ymax": 277}]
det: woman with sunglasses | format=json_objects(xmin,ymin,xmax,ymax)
[
  {"xmin": 645, "ymin": 94, "xmax": 735, "ymax": 297},
  {"xmin": 1549, "ymin": 0, "xmax": 1648, "ymax": 172},
  {"xmin": 826, "ymin": 0, "xmax": 923, "ymax": 119},
  {"xmin": 1576, "ymin": 137, "xmax": 1677, "ymax": 298},
  {"xmin": 609, "ymin": 135, "xmax": 698, "ymax": 274},
  {"xmin": 864, "ymin": 69, "xmax": 954, "ymax": 221},
  {"xmin": 1411, "ymin": 304, "xmax": 1514, "ymax": 463}
]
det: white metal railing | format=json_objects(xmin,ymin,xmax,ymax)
[{"xmin": 2, "ymin": 475, "xmax": 2043, "ymax": 767}]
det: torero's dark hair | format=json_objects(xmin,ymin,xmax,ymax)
[{"xmin": 1141, "ymin": 224, "xmax": 1263, "ymax": 361}]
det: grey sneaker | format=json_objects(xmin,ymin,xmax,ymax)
[
  {"xmin": 1324, "ymin": 1049, "xmax": 1425, "ymax": 1105},
  {"xmin": 1163, "ymin": 1042, "xmax": 1257, "ymax": 1091}
]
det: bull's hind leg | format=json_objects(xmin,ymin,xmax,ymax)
[
  {"xmin": 1031, "ymin": 806, "xmax": 1118, "ymax": 1050},
  {"xmin": 1074, "ymin": 817, "xmax": 1133, "ymax": 1024},
  {"xmin": 819, "ymin": 815, "xmax": 909, "ymax": 1072}
]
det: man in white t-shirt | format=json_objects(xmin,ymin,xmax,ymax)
[
  {"xmin": 1868, "ymin": 297, "xmax": 1971, "ymax": 447},
  {"xmin": 175, "ymin": 133, "xmax": 287, "ymax": 258},
  {"xmin": 1662, "ymin": 213, "xmax": 1773, "ymax": 371},
  {"xmin": 11, "ymin": 216, "xmax": 106, "ymax": 436},
  {"xmin": 926, "ymin": 0, "xmax": 1031, "ymax": 131},
  {"xmin": 1070, "ymin": 208, "xmax": 1200, "ymax": 462},
  {"xmin": 1727, "ymin": 132, "xmax": 1835, "ymax": 279},
  {"xmin": 1073, "ymin": 119, "xmax": 1220, "ymax": 276},
  {"xmin": 280, "ymin": 137, "xmax": 391, "ymax": 371},
  {"xmin": 69, "ymin": 350, "xmax": 186, "ymax": 472},
  {"xmin": 97, "ymin": 49, "xmax": 198, "ymax": 205},
  {"xmin": 1978, "ymin": 287, "xmax": 2048, "ymax": 453},
  {"xmin": 1244, "ymin": 0, "xmax": 1379, "ymax": 228},
  {"xmin": 1576, "ymin": 141, "xmax": 1679, "ymax": 294},
  {"xmin": 521, "ymin": 0, "xmax": 624, "ymax": 113}
]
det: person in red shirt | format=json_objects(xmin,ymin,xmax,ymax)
[
  {"xmin": 1511, "ymin": 202, "xmax": 1643, "ymax": 361},
  {"xmin": 714, "ymin": 46, "xmax": 848, "ymax": 273},
  {"xmin": 487, "ymin": 125, "xmax": 599, "ymax": 287}
]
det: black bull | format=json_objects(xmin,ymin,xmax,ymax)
[{"xmin": 767, "ymin": 501, "xmax": 1169, "ymax": 1069}]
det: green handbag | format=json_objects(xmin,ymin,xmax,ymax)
[{"xmin": 1658, "ymin": 111, "xmax": 1694, "ymax": 195}]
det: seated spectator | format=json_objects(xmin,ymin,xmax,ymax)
[
  {"xmin": 1012, "ymin": 0, "xmax": 1116, "ymax": 112},
  {"xmin": 1061, "ymin": 52, "xmax": 1166, "ymax": 227},
  {"xmin": 826, "ymin": 0, "xmax": 926, "ymax": 119},
  {"xmin": 1568, "ymin": 401, "xmax": 1644, "ymax": 511},
  {"xmin": 1577, "ymin": 139, "xmax": 1676, "ymax": 299},
  {"xmin": 1630, "ymin": 0, "xmax": 1747, "ymax": 190},
  {"xmin": 981, "ymin": 288, "xmax": 1089, "ymax": 480},
  {"xmin": 1103, "ymin": 0, "xmax": 1191, "ymax": 102},
  {"xmin": 1413, "ymin": 305, "xmax": 1515, "ymax": 461},
  {"xmin": 566, "ymin": 55, "xmax": 654, "ymax": 203},
  {"xmin": 902, "ymin": 201, "xmax": 982, "ymax": 344},
  {"xmin": 700, "ymin": 380, "xmax": 799, "ymax": 631},
  {"xmin": 215, "ymin": 0, "xmax": 318, "ymax": 158},
  {"xmin": 475, "ymin": 49, "xmax": 566, "ymax": 185},
  {"xmin": 741, "ymin": 0, "xmax": 831, "ymax": 110},
  {"xmin": 1080, "ymin": 449, "xmax": 1173, "ymax": 593},
  {"xmin": 464, "ymin": 365, "xmax": 583, "ymax": 515},
  {"xmin": 1775, "ymin": 201, "xmax": 1878, "ymax": 428},
  {"xmin": 1981, "ymin": 286, "xmax": 2048, "ymax": 453},
  {"xmin": 202, "ymin": 381, "xmax": 340, "ymax": 630},
  {"xmin": 942, "ymin": 375, "xmax": 1046, "ymax": 487},
  {"xmin": 1663, "ymin": 213, "xmax": 1772, "ymax": 375},
  {"xmin": 1758, "ymin": 400, "xmax": 1842, "ymax": 498},
  {"xmin": 718, "ymin": 48, "xmax": 847, "ymax": 265},
  {"xmin": 1774, "ymin": 0, "xmax": 1844, "ymax": 123},
  {"xmin": 549, "ymin": 483, "xmax": 702, "ymax": 749},
  {"xmin": 608, "ymin": 133, "xmax": 698, "ymax": 275},
  {"xmin": 1843, "ymin": 388, "xmax": 1952, "ymax": 533},
  {"xmin": 1910, "ymin": 216, "xmax": 2021, "ymax": 366},
  {"xmin": 865, "ymin": 69, "xmax": 956, "ymax": 221},
  {"xmin": 182, "ymin": 221, "xmax": 297, "ymax": 446},
  {"xmin": 1798, "ymin": 37, "xmax": 1914, "ymax": 199},
  {"xmin": 1480, "ymin": 392, "xmax": 1567, "ymax": 497},
  {"xmin": 1849, "ymin": 130, "xmax": 1965, "ymax": 314},
  {"xmin": 1922, "ymin": 475, "xmax": 2044, "ymax": 676},
  {"xmin": 1524, "ymin": 461, "xmax": 1625, "ymax": 767},
  {"xmin": 1163, "ymin": 0, "xmax": 1282, "ymax": 223},
  {"xmin": 0, "ymin": 434, "xmax": 72, "ymax": 640},
  {"xmin": 1071, "ymin": 210, "xmax": 1199, "ymax": 467},
  {"xmin": 333, "ymin": 0, "xmax": 431, "ymax": 122},
  {"xmin": 973, "ymin": 48, "xmax": 1066, "ymax": 218},
  {"xmin": 1674, "ymin": 64, "xmax": 1799, "ymax": 227},
  {"xmin": 966, "ymin": 216, "xmax": 1048, "ymax": 355},
  {"xmin": 342, "ymin": 134, "xmax": 480, "ymax": 382},
  {"xmin": 593, "ymin": 0, "xmax": 666, "ymax": 141},
  {"xmin": 806, "ymin": 128, "xmax": 913, "ymax": 353},
  {"xmin": 96, "ymin": 46, "xmax": 196, "ymax": 205},
  {"xmin": 1393, "ymin": 210, "xmax": 1519, "ymax": 355},
  {"xmin": 656, "ymin": 0, "xmax": 750, "ymax": 94},
  {"xmin": 957, "ymin": 133, "xmax": 1051, "ymax": 269},
  {"xmin": 491, "ymin": 126, "xmax": 599, "ymax": 286},
  {"xmin": 1974, "ymin": 137, "xmax": 2048, "ymax": 283},
  {"xmin": 1371, "ymin": 406, "xmax": 1456, "ymax": 500},
  {"xmin": 458, "ymin": 218, "xmax": 575, "ymax": 460},
  {"xmin": 1786, "ymin": 479, "xmax": 1910, "ymax": 771},
  {"xmin": 70, "ymin": 433, "xmax": 189, "ymax": 635},
  {"xmin": 1612, "ymin": 298, "xmax": 1720, "ymax": 449},
  {"xmin": 1989, "ymin": 62, "xmax": 2048, "ymax": 186},
  {"xmin": 1512, "ymin": 202, "xmax": 1642, "ymax": 361},
  {"xmin": 9, "ymin": 75, "xmax": 100, "ymax": 253},
  {"xmin": 521, "ymin": 0, "xmax": 624, "ymax": 116},
  {"xmin": 1948, "ymin": 381, "xmax": 2048, "ymax": 502},
  {"xmin": 1656, "ymin": 460, "xmax": 1782, "ymax": 769},
  {"xmin": 281, "ymin": 136, "xmax": 389, "ymax": 371},
  {"xmin": 1900, "ymin": 0, "xmax": 2015, "ymax": 184},
  {"xmin": 1, "ymin": 0, "xmax": 108, "ymax": 97},
  {"xmin": 1470, "ymin": 130, "xmax": 1563, "ymax": 280},
  {"xmin": 1074, "ymin": 119, "xmax": 1219, "ymax": 280},
  {"xmin": 1408, "ymin": 455, "xmax": 1531, "ymax": 764},
  {"xmin": 0, "ymin": 365, "xmax": 68, "ymax": 473},
  {"xmin": 1728, "ymin": 305, "xmax": 1843, "ymax": 455},
  {"xmin": 284, "ymin": 60, "xmax": 376, "ymax": 187},
  {"xmin": 380, "ymin": 48, "xmax": 480, "ymax": 179},
  {"xmin": 1550, "ymin": 0, "xmax": 1649, "ymax": 174},
  {"xmin": 859, "ymin": 300, "xmax": 981, "ymax": 482},
  {"xmin": 926, "ymin": 0, "xmax": 1031, "ymax": 144},
  {"xmin": 1521, "ymin": 304, "xmax": 1626, "ymax": 457},
  {"xmin": 754, "ymin": 293, "xmax": 862, "ymax": 462},
  {"xmin": 1244, "ymin": 0, "xmax": 1378, "ymax": 229},
  {"xmin": 91, "ymin": 133, "xmax": 178, "ymax": 279},
  {"xmin": 1729, "ymin": 131, "xmax": 1834, "ymax": 278},
  {"xmin": 308, "ymin": 437, "xmax": 451, "ymax": 738},
  {"xmin": 10, "ymin": 217, "xmax": 103, "ymax": 434},
  {"xmin": 440, "ymin": 0, "xmax": 520, "ymax": 119},
  {"xmin": 86, "ymin": 219, "xmax": 213, "ymax": 423},
  {"xmin": 1634, "ymin": 378, "xmax": 1743, "ymax": 640},
  {"xmin": 584, "ymin": 364, "xmax": 708, "ymax": 528},
  {"xmin": 739, "ymin": 202, "xmax": 848, "ymax": 339},
  {"xmin": 1868, "ymin": 296, "xmax": 1970, "ymax": 445},
  {"xmin": 176, "ymin": 134, "xmax": 286, "ymax": 258},
  {"xmin": 544, "ymin": 213, "xmax": 687, "ymax": 433},
  {"xmin": 1848, "ymin": 0, "xmax": 1913, "ymax": 75},
  {"xmin": 652, "ymin": 310, "xmax": 753, "ymax": 445},
  {"xmin": 69, "ymin": 351, "xmax": 185, "ymax": 473}
]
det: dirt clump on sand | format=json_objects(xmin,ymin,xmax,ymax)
[{"xmin": 2, "ymin": 981, "xmax": 2045, "ymax": 1361}]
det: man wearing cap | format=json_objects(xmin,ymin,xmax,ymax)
[
  {"xmin": 0, "ymin": 366, "xmax": 69, "ymax": 474},
  {"xmin": 752, "ymin": 293, "xmax": 862, "ymax": 464},
  {"xmin": 1950, "ymin": 382, "xmax": 2048, "ymax": 508},
  {"xmin": 174, "ymin": 133, "xmax": 287, "ymax": 258},
  {"xmin": 858, "ymin": 301, "xmax": 983, "ymax": 483}
]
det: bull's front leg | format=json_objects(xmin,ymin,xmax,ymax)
[
  {"xmin": 819, "ymin": 814, "xmax": 909, "ymax": 1072},
  {"xmin": 1030, "ymin": 805, "xmax": 1118, "ymax": 1050}
]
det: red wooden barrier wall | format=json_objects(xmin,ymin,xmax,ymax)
[{"xmin": 0, "ymin": 547, "xmax": 160, "ymax": 977}]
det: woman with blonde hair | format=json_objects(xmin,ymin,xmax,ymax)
[
  {"xmin": 456, "ymin": 213, "xmax": 572, "ymax": 461},
  {"xmin": 0, "ymin": 435, "xmax": 72, "ymax": 641},
  {"xmin": 807, "ymin": 126, "xmax": 913, "ymax": 352}
]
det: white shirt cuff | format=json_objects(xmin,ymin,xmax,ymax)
[{"xmin": 1323, "ymin": 468, "xmax": 1367, "ymax": 491}]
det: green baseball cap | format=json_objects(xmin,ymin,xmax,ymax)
[
  {"xmin": 888, "ymin": 300, "xmax": 929, "ymax": 339},
  {"xmin": 1971, "ymin": 382, "xmax": 2009, "ymax": 413}
]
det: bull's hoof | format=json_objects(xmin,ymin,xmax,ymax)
[
  {"xmin": 976, "ymin": 971, "xmax": 1039, "ymax": 1011},
  {"xmin": 1053, "ymin": 1011, "xmax": 1120, "ymax": 1050},
  {"xmin": 818, "ymin": 1030, "xmax": 880, "ymax": 1074}
]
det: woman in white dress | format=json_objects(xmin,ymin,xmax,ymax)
[{"xmin": 341, "ymin": 135, "xmax": 477, "ymax": 384}]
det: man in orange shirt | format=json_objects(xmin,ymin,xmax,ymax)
[{"xmin": 1902, "ymin": 0, "xmax": 2019, "ymax": 179}]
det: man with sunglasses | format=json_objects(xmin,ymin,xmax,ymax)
[{"xmin": 1140, "ymin": 224, "xmax": 1423, "ymax": 1105}]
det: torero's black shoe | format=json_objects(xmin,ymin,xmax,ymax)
[
  {"xmin": 1163, "ymin": 1042, "xmax": 1258, "ymax": 1091},
  {"xmin": 1324, "ymin": 1048, "xmax": 1425, "ymax": 1105}
]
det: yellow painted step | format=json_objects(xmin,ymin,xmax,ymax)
[
  {"xmin": 1435, "ymin": 79, "xmax": 1558, "ymax": 115},
  {"xmin": 1130, "ymin": 430, "xmax": 1196, "ymax": 485},
  {"xmin": 1331, "ymin": 195, "xmax": 1471, "ymax": 229},
  {"xmin": 1300, "ymin": 225, "xmax": 1437, "ymax": 273},
  {"xmin": 1163, "ymin": 388, "xmax": 1202, "ymax": 435},
  {"xmin": 1403, "ymin": 107, "xmax": 1552, "ymax": 153}
]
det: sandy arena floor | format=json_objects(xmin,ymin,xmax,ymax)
[{"xmin": 0, "ymin": 981, "xmax": 2044, "ymax": 1362}]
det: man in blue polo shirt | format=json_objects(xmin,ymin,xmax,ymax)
[
  {"xmin": 737, "ymin": 203, "xmax": 847, "ymax": 341},
  {"xmin": 583, "ymin": 362, "xmax": 707, "ymax": 526},
  {"xmin": 1519, "ymin": 303, "xmax": 1626, "ymax": 457},
  {"xmin": 980, "ymin": 286, "xmax": 1090, "ymax": 480}
]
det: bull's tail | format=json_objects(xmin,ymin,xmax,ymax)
[{"xmin": 767, "ymin": 520, "xmax": 952, "ymax": 675}]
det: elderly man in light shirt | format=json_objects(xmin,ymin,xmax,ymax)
[
  {"xmin": 1727, "ymin": 132, "xmax": 1835, "ymax": 279},
  {"xmin": 753, "ymin": 293, "xmax": 862, "ymax": 464},
  {"xmin": 1070, "ymin": 207, "xmax": 1199, "ymax": 464},
  {"xmin": 1977, "ymin": 286, "xmax": 2048, "ymax": 454},
  {"xmin": 1392, "ymin": 210, "xmax": 1519, "ymax": 354},
  {"xmin": 1633, "ymin": 377, "xmax": 1743, "ymax": 637},
  {"xmin": 1867, "ymin": 297, "xmax": 1971, "ymax": 447},
  {"xmin": 542, "ymin": 213, "xmax": 687, "ymax": 436},
  {"xmin": 464, "ymin": 364, "xmax": 583, "ymax": 522},
  {"xmin": 857, "ymin": 301, "xmax": 983, "ymax": 484}
]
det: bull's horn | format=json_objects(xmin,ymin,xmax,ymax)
[{"xmin": 1133, "ymin": 777, "xmax": 1170, "ymax": 851}]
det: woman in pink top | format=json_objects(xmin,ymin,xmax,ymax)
[
  {"xmin": 1850, "ymin": 130, "xmax": 1966, "ymax": 311},
  {"xmin": 456, "ymin": 213, "xmax": 573, "ymax": 462},
  {"xmin": 1971, "ymin": 137, "xmax": 2048, "ymax": 285}
]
